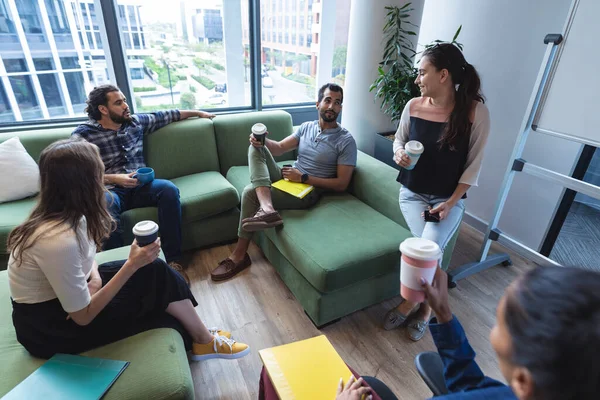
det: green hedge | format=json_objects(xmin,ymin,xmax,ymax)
[
  {"xmin": 283, "ymin": 73, "xmax": 313, "ymax": 85},
  {"xmin": 133, "ymin": 86, "xmax": 157, "ymax": 92},
  {"xmin": 191, "ymin": 75, "xmax": 216, "ymax": 90}
]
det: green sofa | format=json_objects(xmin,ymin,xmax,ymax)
[
  {"xmin": 0, "ymin": 109, "xmax": 460, "ymax": 397},
  {"xmin": 0, "ymin": 246, "xmax": 194, "ymax": 399}
]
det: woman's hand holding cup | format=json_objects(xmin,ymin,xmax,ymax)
[
  {"xmin": 127, "ymin": 238, "xmax": 161, "ymax": 271},
  {"xmin": 394, "ymin": 149, "xmax": 411, "ymax": 168}
]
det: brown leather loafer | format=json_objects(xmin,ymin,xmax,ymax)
[
  {"xmin": 241, "ymin": 208, "xmax": 283, "ymax": 232},
  {"xmin": 211, "ymin": 253, "xmax": 252, "ymax": 282}
]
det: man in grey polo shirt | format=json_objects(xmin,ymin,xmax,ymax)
[{"xmin": 211, "ymin": 83, "xmax": 357, "ymax": 281}]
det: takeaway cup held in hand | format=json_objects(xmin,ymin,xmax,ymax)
[
  {"xmin": 132, "ymin": 220, "xmax": 159, "ymax": 247},
  {"xmin": 400, "ymin": 237, "xmax": 441, "ymax": 303},
  {"xmin": 403, "ymin": 140, "xmax": 424, "ymax": 170},
  {"xmin": 252, "ymin": 123, "xmax": 267, "ymax": 145}
]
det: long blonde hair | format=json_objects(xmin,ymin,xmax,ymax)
[{"xmin": 8, "ymin": 139, "xmax": 113, "ymax": 265}]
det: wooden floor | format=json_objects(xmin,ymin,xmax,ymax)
[{"xmin": 184, "ymin": 224, "xmax": 536, "ymax": 399}]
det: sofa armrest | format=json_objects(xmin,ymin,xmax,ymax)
[{"xmin": 348, "ymin": 151, "xmax": 407, "ymax": 230}]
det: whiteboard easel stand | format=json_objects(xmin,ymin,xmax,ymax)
[{"xmin": 448, "ymin": 19, "xmax": 600, "ymax": 287}]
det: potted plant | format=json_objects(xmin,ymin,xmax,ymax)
[{"xmin": 370, "ymin": 3, "xmax": 462, "ymax": 168}]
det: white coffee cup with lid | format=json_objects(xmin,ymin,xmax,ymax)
[
  {"xmin": 252, "ymin": 123, "xmax": 267, "ymax": 145},
  {"xmin": 404, "ymin": 140, "xmax": 424, "ymax": 170},
  {"xmin": 400, "ymin": 237, "xmax": 441, "ymax": 303},
  {"xmin": 132, "ymin": 220, "xmax": 159, "ymax": 247}
]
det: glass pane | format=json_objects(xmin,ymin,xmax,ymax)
[
  {"xmin": 15, "ymin": 0, "xmax": 43, "ymax": 34},
  {"xmin": 4, "ymin": 58, "xmax": 28, "ymax": 73},
  {"xmin": 0, "ymin": 80, "xmax": 15, "ymax": 122},
  {"xmin": 331, "ymin": 0, "xmax": 351, "ymax": 87},
  {"xmin": 38, "ymin": 73, "xmax": 66, "ymax": 116},
  {"xmin": 9, "ymin": 75, "xmax": 42, "ymax": 120},
  {"xmin": 60, "ymin": 56, "xmax": 80, "ymax": 69},
  {"xmin": 123, "ymin": 0, "xmax": 251, "ymax": 111},
  {"xmin": 64, "ymin": 71, "xmax": 86, "ymax": 113},
  {"xmin": 258, "ymin": 0, "xmax": 315, "ymax": 105},
  {"xmin": 45, "ymin": 0, "xmax": 70, "ymax": 34},
  {"xmin": 0, "ymin": 0, "xmax": 112, "ymax": 124},
  {"xmin": 33, "ymin": 57, "xmax": 54, "ymax": 71},
  {"xmin": 0, "ymin": 0, "xmax": 17, "ymax": 34}
]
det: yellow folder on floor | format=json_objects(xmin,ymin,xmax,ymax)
[
  {"xmin": 272, "ymin": 179, "xmax": 314, "ymax": 199},
  {"xmin": 259, "ymin": 335, "xmax": 352, "ymax": 399}
]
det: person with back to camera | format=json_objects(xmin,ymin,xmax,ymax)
[
  {"xmin": 384, "ymin": 43, "xmax": 491, "ymax": 341},
  {"xmin": 338, "ymin": 264, "xmax": 600, "ymax": 399}
]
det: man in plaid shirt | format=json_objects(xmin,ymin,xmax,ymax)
[{"xmin": 72, "ymin": 84, "xmax": 214, "ymax": 274}]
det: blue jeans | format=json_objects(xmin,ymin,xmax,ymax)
[
  {"xmin": 399, "ymin": 186, "xmax": 464, "ymax": 267},
  {"xmin": 104, "ymin": 179, "xmax": 182, "ymax": 263}
]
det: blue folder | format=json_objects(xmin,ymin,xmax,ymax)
[{"xmin": 2, "ymin": 354, "xmax": 129, "ymax": 400}]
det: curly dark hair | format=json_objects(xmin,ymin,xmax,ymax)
[{"xmin": 85, "ymin": 84, "xmax": 121, "ymax": 120}]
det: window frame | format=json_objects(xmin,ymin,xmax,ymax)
[{"xmin": 0, "ymin": 0, "xmax": 323, "ymax": 131}]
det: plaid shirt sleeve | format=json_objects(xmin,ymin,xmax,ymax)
[{"xmin": 134, "ymin": 109, "xmax": 181, "ymax": 135}]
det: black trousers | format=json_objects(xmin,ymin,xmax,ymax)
[{"xmin": 12, "ymin": 259, "xmax": 197, "ymax": 359}]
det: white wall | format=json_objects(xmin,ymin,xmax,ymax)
[
  {"xmin": 417, "ymin": 0, "xmax": 580, "ymax": 251},
  {"xmin": 342, "ymin": 0, "xmax": 425, "ymax": 155}
]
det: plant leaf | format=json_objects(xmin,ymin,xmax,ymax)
[{"xmin": 453, "ymin": 25, "xmax": 462, "ymax": 41}]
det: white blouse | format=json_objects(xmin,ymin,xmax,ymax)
[{"xmin": 8, "ymin": 218, "xmax": 96, "ymax": 313}]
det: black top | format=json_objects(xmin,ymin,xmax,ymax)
[{"xmin": 397, "ymin": 117, "xmax": 470, "ymax": 198}]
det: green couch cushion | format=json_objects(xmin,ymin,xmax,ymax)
[
  {"xmin": 0, "ymin": 249, "xmax": 193, "ymax": 399},
  {"xmin": 0, "ymin": 197, "xmax": 37, "ymax": 256},
  {"xmin": 227, "ymin": 166, "xmax": 412, "ymax": 293},
  {"xmin": 0, "ymin": 128, "xmax": 71, "ymax": 162},
  {"xmin": 349, "ymin": 151, "xmax": 406, "ymax": 227},
  {"xmin": 118, "ymin": 172, "xmax": 239, "ymax": 241},
  {"xmin": 212, "ymin": 110, "xmax": 295, "ymax": 175},
  {"xmin": 145, "ymin": 118, "xmax": 220, "ymax": 180}
]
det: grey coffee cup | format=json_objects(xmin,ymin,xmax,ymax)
[{"xmin": 132, "ymin": 220, "xmax": 159, "ymax": 247}]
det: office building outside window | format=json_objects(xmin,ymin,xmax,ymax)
[
  {"xmin": 0, "ymin": 0, "xmax": 351, "ymax": 125},
  {"xmin": 0, "ymin": 0, "xmax": 148, "ymax": 123},
  {"xmin": 121, "ymin": 0, "xmax": 251, "ymax": 111},
  {"xmin": 253, "ymin": 0, "xmax": 351, "ymax": 106}
]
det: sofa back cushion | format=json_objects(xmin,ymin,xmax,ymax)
[
  {"xmin": 144, "ymin": 118, "xmax": 220, "ymax": 179},
  {"xmin": 0, "ymin": 128, "xmax": 72, "ymax": 163},
  {"xmin": 213, "ymin": 110, "xmax": 294, "ymax": 175}
]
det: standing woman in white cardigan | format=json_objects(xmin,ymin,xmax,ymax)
[{"xmin": 384, "ymin": 43, "xmax": 491, "ymax": 341}]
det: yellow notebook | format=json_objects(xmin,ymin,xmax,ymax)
[
  {"xmin": 272, "ymin": 179, "xmax": 314, "ymax": 199},
  {"xmin": 259, "ymin": 335, "xmax": 352, "ymax": 400}
]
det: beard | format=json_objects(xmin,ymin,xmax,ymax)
[
  {"xmin": 109, "ymin": 109, "xmax": 131, "ymax": 124},
  {"xmin": 320, "ymin": 110, "xmax": 338, "ymax": 123}
]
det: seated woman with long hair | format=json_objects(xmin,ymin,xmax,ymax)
[{"xmin": 7, "ymin": 139, "xmax": 249, "ymax": 360}]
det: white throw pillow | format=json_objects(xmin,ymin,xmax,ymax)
[{"xmin": 0, "ymin": 137, "xmax": 40, "ymax": 203}]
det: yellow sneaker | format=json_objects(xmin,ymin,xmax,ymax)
[
  {"xmin": 208, "ymin": 327, "xmax": 231, "ymax": 339},
  {"xmin": 191, "ymin": 335, "xmax": 250, "ymax": 361}
]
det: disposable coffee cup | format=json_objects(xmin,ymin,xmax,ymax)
[
  {"xmin": 132, "ymin": 220, "xmax": 159, "ymax": 247},
  {"xmin": 404, "ymin": 140, "xmax": 424, "ymax": 170},
  {"xmin": 252, "ymin": 123, "xmax": 267, "ymax": 145},
  {"xmin": 400, "ymin": 237, "xmax": 441, "ymax": 303}
]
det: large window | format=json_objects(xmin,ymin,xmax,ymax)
[
  {"xmin": 0, "ymin": 0, "xmax": 111, "ymax": 123},
  {"xmin": 257, "ymin": 0, "xmax": 351, "ymax": 106},
  {"xmin": 125, "ymin": 0, "xmax": 251, "ymax": 112},
  {"xmin": 0, "ymin": 0, "xmax": 351, "ymax": 126}
]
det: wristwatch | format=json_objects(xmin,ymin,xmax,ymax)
[{"xmin": 301, "ymin": 173, "xmax": 309, "ymax": 183}]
